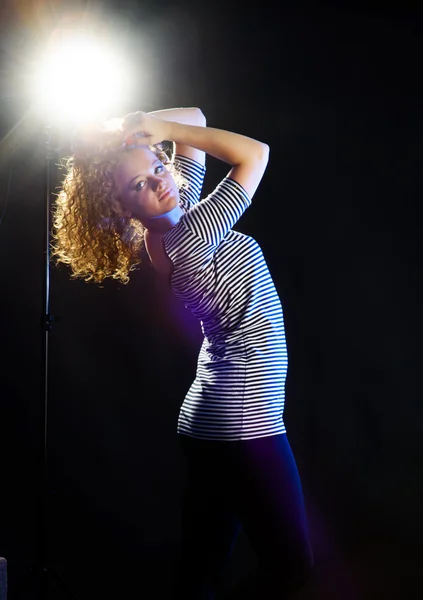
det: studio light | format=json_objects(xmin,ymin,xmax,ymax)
[{"xmin": 33, "ymin": 30, "xmax": 130, "ymax": 124}]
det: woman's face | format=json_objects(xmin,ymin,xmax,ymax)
[{"xmin": 114, "ymin": 147, "xmax": 179, "ymax": 222}]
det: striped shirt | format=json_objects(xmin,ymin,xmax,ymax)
[{"xmin": 163, "ymin": 155, "xmax": 288, "ymax": 441}]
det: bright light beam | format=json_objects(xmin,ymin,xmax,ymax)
[{"xmin": 34, "ymin": 32, "xmax": 131, "ymax": 125}]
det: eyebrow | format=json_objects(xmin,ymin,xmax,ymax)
[{"xmin": 127, "ymin": 159, "xmax": 162, "ymax": 188}]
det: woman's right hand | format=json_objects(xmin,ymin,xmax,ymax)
[{"xmin": 121, "ymin": 111, "xmax": 171, "ymax": 147}]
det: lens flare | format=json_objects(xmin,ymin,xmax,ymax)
[{"xmin": 34, "ymin": 32, "xmax": 130, "ymax": 124}]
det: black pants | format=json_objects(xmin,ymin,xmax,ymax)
[{"xmin": 173, "ymin": 433, "xmax": 313, "ymax": 600}]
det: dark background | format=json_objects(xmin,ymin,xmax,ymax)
[{"xmin": 0, "ymin": 1, "xmax": 422, "ymax": 599}]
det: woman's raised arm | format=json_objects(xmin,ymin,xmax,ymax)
[
  {"xmin": 147, "ymin": 107, "xmax": 207, "ymax": 165},
  {"xmin": 123, "ymin": 112, "xmax": 269, "ymax": 199}
]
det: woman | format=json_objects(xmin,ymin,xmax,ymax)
[{"xmin": 53, "ymin": 107, "xmax": 313, "ymax": 599}]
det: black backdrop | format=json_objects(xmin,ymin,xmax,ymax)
[{"xmin": 0, "ymin": 1, "xmax": 422, "ymax": 599}]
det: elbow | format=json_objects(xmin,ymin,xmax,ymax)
[
  {"xmin": 190, "ymin": 107, "xmax": 207, "ymax": 127},
  {"xmin": 258, "ymin": 142, "xmax": 270, "ymax": 165}
]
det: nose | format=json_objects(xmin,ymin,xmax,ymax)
[{"xmin": 152, "ymin": 176, "xmax": 166, "ymax": 193}]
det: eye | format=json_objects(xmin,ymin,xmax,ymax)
[
  {"xmin": 133, "ymin": 180, "xmax": 145, "ymax": 192},
  {"xmin": 132, "ymin": 164, "xmax": 165, "ymax": 192}
]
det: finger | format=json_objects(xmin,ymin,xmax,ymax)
[
  {"xmin": 122, "ymin": 111, "xmax": 147, "ymax": 136},
  {"xmin": 123, "ymin": 132, "xmax": 148, "ymax": 146}
]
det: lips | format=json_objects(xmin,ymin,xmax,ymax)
[{"xmin": 159, "ymin": 188, "xmax": 172, "ymax": 201}]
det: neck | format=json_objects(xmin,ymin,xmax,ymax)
[{"xmin": 143, "ymin": 204, "xmax": 183, "ymax": 234}]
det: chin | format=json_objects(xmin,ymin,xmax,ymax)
[{"xmin": 165, "ymin": 195, "xmax": 179, "ymax": 210}]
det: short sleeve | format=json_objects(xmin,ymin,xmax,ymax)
[
  {"xmin": 174, "ymin": 154, "xmax": 206, "ymax": 211},
  {"xmin": 182, "ymin": 177, "xmax": 251, "ymax": 247}
]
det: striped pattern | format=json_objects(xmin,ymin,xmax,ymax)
[{"xmin": 164, "ymin": 155, "xmax": 287, "ymax": 440}]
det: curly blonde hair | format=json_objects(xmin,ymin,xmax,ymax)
[{"xmin": 52, "ymin": 141, "xmax": 182, "ymax": 285}]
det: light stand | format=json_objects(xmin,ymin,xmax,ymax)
[
  {"xmin": 7, "ymin": 27, "xmax": 131, "ymax": 598},
  {"xmin": 15, "ymin": 125, "xmax": 79, "ymax": 600}
]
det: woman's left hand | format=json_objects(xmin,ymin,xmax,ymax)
[{"xmin": 121, "ymin": 111, "xmax": 171, "ymax": 147}]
